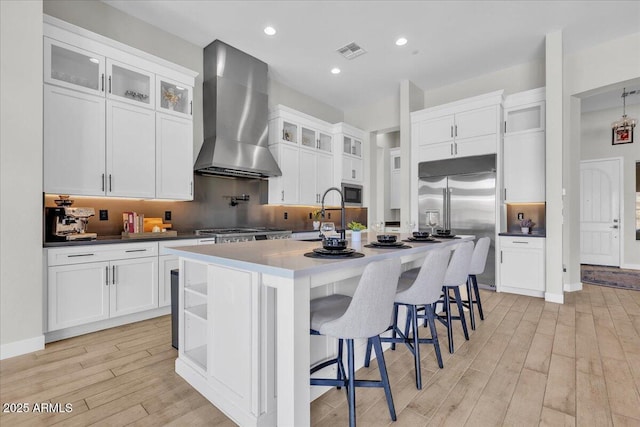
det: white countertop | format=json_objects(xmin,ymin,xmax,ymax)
[{"xmin": 167, "ymin": 233, "xmax": 473, "ymax": 278}]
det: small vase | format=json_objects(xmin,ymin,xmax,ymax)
[
  {"xmin": 521, "ymin": 227, "xmax": 530, "ymax": 234},
  {"xmin": 313, "ymin": 221, "xmax": 320, "ymax": 230},
  {"xmin": 351, "ymin": 230, "xmax": 361, "ymax": 242},
  {"xmin": 168, "ymin": 104, "xmax": 175, "ymax": 111}
]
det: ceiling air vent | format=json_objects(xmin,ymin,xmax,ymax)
[{"xmin": 337, "ymin": 42, "xmax": 366, "ymax": 60}]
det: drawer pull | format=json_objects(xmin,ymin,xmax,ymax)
[
  {"xmin": 68, "ymin": 253, "xmax": 94, "ymax": 257},
  {"xmin": 512, "ymin": 241, "xmax": 529, "ymax": 244},
  {"xmin": 125, "ymin": 249, "xmax": 147, "ymax": 253}
]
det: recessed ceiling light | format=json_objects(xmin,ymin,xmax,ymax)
[
  {"xmin": 331, "ymin": 67, "xmax": 341, "ymax": 75},
  {"xmin": 264, "ymin": 26, "xmax": 276, "ymax": 36},
  {"xmin": 395, "ymin": 37, "xmax": 408, "ymax": 46}
]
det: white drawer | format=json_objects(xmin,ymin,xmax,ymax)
[
  {"xmin": 159, "ymin": 239, "xmax": 200, "ymax": 255},
  {"xmin": 499, "ymin": 236, "xmax": 545, "ymax": 249},
  {"xmin": 47, "ymin": 242, "xmax": 158, "ymax": 266}
]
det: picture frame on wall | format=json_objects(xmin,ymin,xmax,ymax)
[{"xmin": 612, "ymin": 124, "xmax": 634, "ymax": 145}]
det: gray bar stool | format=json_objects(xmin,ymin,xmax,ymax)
[
  {"xmin": 363, "ymin": 248, "xmax": 451, "ymax": 390},
  {"xmin": 463, "ymin": 237, "xmax": 490, "ymax": 330},
  {"xmin": 310, "ymin": 258, "xmax": 401, "ymax": 427},
  {"xmin": 437, "ymin": 241, "xmax": 474, "ymax": 353}
]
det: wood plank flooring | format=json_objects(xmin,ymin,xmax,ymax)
[{"xmin": 1, "ymin": 284, "xmax": 639, "ymax": 426}]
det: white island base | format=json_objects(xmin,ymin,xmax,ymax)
[{"xmin": 169, "ymin": 234, "xmax": 472, "ymax": 427}]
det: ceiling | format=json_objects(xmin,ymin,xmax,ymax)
[{"xmin": 102, "ymin": 1, "xmax": 640, "ymax": 112}]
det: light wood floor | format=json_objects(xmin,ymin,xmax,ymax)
[{"xmin": 1, "ymin": 284, "xmax": 639, "ymax": 426}]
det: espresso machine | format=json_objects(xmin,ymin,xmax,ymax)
[{"xmin": 45, "ymin": 206, "xmax": 97, "ymax": 241}]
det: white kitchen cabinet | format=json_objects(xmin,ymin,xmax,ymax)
[
  {"xmin": 43, "ymin": 18, "xmax": 197, "ymax": 200},
  {"xmin": 109, "ymin": 257, "xmax": 158, "ymax": 318},
  {"xmin": 389, "ymin": 148, "xmax": 401, "ymax": 209},
  {"xmin": 156, "ymin": 113, "xmax": 194, "ymax": 200},
  {"xmin": 316, "ymin": 151, "xmax": 336, "ymax": 205},
  {"xmin": 503, "ymin": 132, "xmax": 545, "ymax": 202},
  {"xmin": 268, "ymin": 142, "xmax": 300, "ymax": 204},
  {"xmin": 336, "ymin": 123, "xmax": 366, "ymax": 185},
  {"xmin": 299, "ymin": 149, "xmax": 335, "ymax": 205},
  {"xmin": 301, "ymin": 126, "xmax": 333, "ymax": 153},
  {"xmin": 411, "ymin": 92, "xmax": 503, "ymax": 163},
  {"xmin": 106, "ymin": 59, "xmax": 154, "ymax": 109},
  {"xmin": 342, "ymin": 135, "xmax": 363, "ymax": 157},
  {"xmin": 43, "ymin": 85, "xmax": 106, "ymax": 196},
  {"xmin": 341, "ymin": 156, "xmax": 363, "ymax": 183},
  {"xmin": 106, "ymin": 100, "xmax": 156, "ymax": 198},
  {"xmin": 48, "ymin": 261, "xmax": 110, "ymax": 331},
  {"xmin": 498, "ymin": 236, "xmax": 545, "ymax": 297},
  {"xmin": 44, "ymin": 37, "xmax": 105, "ymax": 97},
  {"xmin": 503, "ymin": 88, "xmax": 546, "ymax": 203},
  {"xmin": 46, "ymin": 242, "xmax": 159, "ymax": 333},
  {"xmin": 157, "ymin": 76, "xmax": 193, "ymax": 118}
]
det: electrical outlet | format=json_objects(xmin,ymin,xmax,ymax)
[
  {"xmin": 328, "ymin": 212, "xmax": 331, "ymax": 219},
  {"xmin": 99, "ymin": 210, "xmax": 108, "ymax": 221},
  {"xmin": 165, "ymin": 211, "xmax": 172, "ymax": 221},
  {"xmin": 517, "ymin": 212, "xmax": 524, "ymax": 221},
  {"xmin": 284, "ymin": 212, "xmax": 288, "ymax": 220}
]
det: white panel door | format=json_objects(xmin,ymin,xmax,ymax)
[
  {"xmin": 455, "ymin": 106, "xmax": 497, "ymax": 139},
  {"xmin": 280, "ymin": 144, "xmax": 300, "ymax": 204},
  {"xmin": 159, "ymin": 255, "xmax": 179, "ymax": 308},
  {"xmin": 48, "ymin": 262, "xmax": 110, "ymax": 331},
  {"xmin": 299, "ymin": 149, "xmax": 318, "ymax": 205},
  {"xmin": 156, "ymin": 113, "xmax": 193, "ymax": 200},
  {"xmin": 580, "ymin": 159, "xmax": 621, "ymax": 266},
  {"xmin": 417, "ymin": 142, "xmax": 453, "ymax": 162},
  {"xmin": 316, "ymin": 152, "xmax": 335, "ymax": 206},
  {"xmin": 106, "ymin": 100, "xmax": 156, "ymax": 198},
  {"xmin": 503, "ymin": 131, "xmax": 545, "ymax": 202},
  {"xmin": 110, "ymin": 257, "xmax": 158, "ymax": 317},
  {"xmin": 44, "ymin": 85, "xmax": 106, "ymax": 196},
  {"xmin": 417, "ymin": 115, "xmax": 454, "ymax": 145}
]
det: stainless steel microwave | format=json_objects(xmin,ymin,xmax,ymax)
[{"xmin": 341, "ymin": 183, "xmax": 363, "ymax": 206}]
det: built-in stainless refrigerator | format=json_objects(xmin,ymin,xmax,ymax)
[{"xmin": 418, "ymin": 154, "xmax": 496, "ymax": 287}]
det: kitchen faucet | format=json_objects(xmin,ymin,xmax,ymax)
[{"xmin": 321, "ymin": 187, "xmax": 346, "ymax": 240}]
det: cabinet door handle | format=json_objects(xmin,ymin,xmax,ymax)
[
  {"xmin": 190, "ymin": 100, "xmax": 193, "ymax": 115},
  {"xmin": 190, "ymin": 181, "xmax": 193, "ymax": 196},
  {"xmin": 106, "ymin": 266, "xmax": 109, "ymax": 286},
  {"xmin": 500, "ymin": 250, "xmax": 503, "ymax": 263},
  {"xmin": 112, "ymin": 265, "xmax": 116, "ymax": 285},
  {"xmin": 109, "ymin": 174, "xmax": 112, "ymax": 192},
  {"xmin": 454, "ymin": 124, "xmax": 458, "ymax": 137},
  {"xmin": 513, "ymin": 241, "xmax": 529, "ymax": 244},
  {"xmin": 450, "ymin": 126, "xmax": 453, "ymax": 138},
  {"xmin": 504, "ymin": 121, "xmax": 507, "ymax": 133},
  {"xmin": 68, "ymin": 253, "xmax": 94, "ymax": 258},
  {"xmin": 101, "ymin": 74, "xmax": 105, "ymax": 92},
  {"xmin": 450, "ymin": 144, "xmax": 453, "ymax": 156},
  {"xmin": 108, "ymin": 76, "xmax": 112, "ymax": 93},
  {"xmin": 126, "ymin": 249, "xmax": 147, "ymax": 253},
  {"xmin": 281, "ymin": 190, "xmax": 284, "ymax": 202},
  {"xmin": 101, "ymin": 173, "xmax": 105, "ymax": 192},
  {"xmin": 352, "ymin": 169, "xmax": 356, "ymax": 179},
  {"xmin": 454, "ymin": 143, "xmax": 457, "ymax": 155},
  {"xmin": 504, "ymin": 188, "xmax": 507, "ymax": 200},
  {"xmin": 610, "ymin": 225, "xmax": 619, "ymax": 229}
]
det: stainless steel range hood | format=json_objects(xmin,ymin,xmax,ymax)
[{"xmin": 194, "ymin": 40, "xmax": 281, "ymax": 178}]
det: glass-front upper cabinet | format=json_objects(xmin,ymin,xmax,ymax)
[
  {"xmin": 301, "ymin": 127, "xmax": 316, "ymax": 149},
  {"xmin": 106, "ymin": 59, "xmax": 154, "ymax": 108},
  {"xmin": 44, "ymin": 38, "xmax": 105, "ymax": 96},
  {"xmin": 343, "ymin": 136, "xmax": 362, "ymax": 157},
  {"xmin": 318, "ymin": 132, "xmax": 332, "ymax": 152},
  {"xmin": 157, "ymin": 77, "xmax": 193, "ymax": 117},
  {"xmin": 281, "ymin": 121, "xmax": 298, "ymax": 144}
]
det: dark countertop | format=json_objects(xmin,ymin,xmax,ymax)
[{"xmin": 499, "ymin": 232, "xmax": 546, "ymax": 238}]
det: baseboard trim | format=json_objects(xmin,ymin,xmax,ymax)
[
  {"xmin": 564, "ymin": 282, "xmax": 583, "ymax": 292},
  {"xmin": 545, "ymin": 292, "xmax": 564, "ymax": 304},
  {"xmin": 0, "ymin": 334, "xmax": 45, "ymax": 360},
  {"xmin": 620, "ymin": 263, "xmax": 640, "ymax": 270}
]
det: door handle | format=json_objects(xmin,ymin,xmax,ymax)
[
  {"xmin": 190, "ymin": 181, "xmax": 193, "ymax": 196},
  {"xmin": 190, "ymin": 100, "xmax": 193, "ymax": 115},
  {"xmin": 450, "ymin": 144, "xmax": 453, "ymax": 156},
  {"xmin": 101, "ymin": 74, "xmax": 105, "ymax": 92},
  {"xmin": 112, "ymin": 265, "xmax": 116, "ymax": 285},
  {"xmin": 610, "ymin": 225, "xmax": 619, "ymax": 229},
  {"xmin": 106, "ymin": 266, "xmax": 109, "ymax": 286},
  {"xmin": 109, "ymin": 174, "xmax": 112, "ymax": 192},
  {"xmin": 454, "ymin": 143, "xmax": 458, "ymax": 155},
  {"xmin": 108, "ymin": 75, "xmax": 112, "ymax": 93},
  {"xmin": 500, "ymin": 250, "xmax": 503, "ymax": 263},
  {"xmin": 450, "ymin": 126, "xmax": 453, "ymax": 138},
  {"xmin": 454, "ymin": 125, "xmax": 458, "ymax": 137},
  {"xmin": 101, "ymin": 173, "xmax": 105, "ymax": 192}
]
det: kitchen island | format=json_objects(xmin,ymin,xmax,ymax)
[{"xmin": 168, "ymin": 234, "xmax": 473, "ymax": 427}]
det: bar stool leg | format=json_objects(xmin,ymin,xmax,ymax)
[
  {"xmin": 347, "ymin": 339, "xmax": 356, "ymax": 427},
  {"xmin": 363, "ymin": 338, "xmax": 372, "ymax": 368},
  {"xmin": 472, "ymin": 275, "xmax": 484, "ymax": 320},
  {"xmin": 410, "ymin": 305, "xmax": 422, "ymax": 390},
  {"xmin": 425, "ymin": 304, "xmax": 443, "ymax": 368},
  {"xmin": 337, "ymin": 339, "xmax": 345, "ymax": 389},
  {"xmin": 453, "ymin": 287, "xmax": 470, "ymax": 340},
  {"xmin": 466, "ymin": 276, "xmax": 476, "ymax": 330},
  {"xmin": 443, "ymin": 287, "xmax": 454, "ymax": 353},
  {"xmin": 372, "ymin": 335, "xmax": 397, "ymax": 421},
  {"xmin": 391, "ymin": 304, "xmax": 399, "ymax": 351}
]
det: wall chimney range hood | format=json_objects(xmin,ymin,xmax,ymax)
[{"xmin": 194, "ymin": 40, "xmax": 281, "ymax": 178}]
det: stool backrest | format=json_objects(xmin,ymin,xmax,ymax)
[
  {"xmin": 469, "ymin": 237, "xmax": 491, "ymax": 275},
  {"xmin": 321, "ymin": 258, "xmax": 401, "ymax": 339},
  {"xmin": 443, "ymin": 241, "xmax": 474, "ymax": 287},
  {"xmin": 400, "ymin": 248, "xmax": 451, "ymax": 305}
]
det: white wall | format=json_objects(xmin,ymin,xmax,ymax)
[
  {"xmin": 268, "ymin": 78, "xmax": 343, "ymax": 124},
  {"xmin": 424, "ymin": 59, "xmax": 545, "ymax": 108},
  {"xmin": 581, "ymin": 105, "xmax": 640, "ymax": 268},
  {"xmin": 1, "ymin": 0, "xmax": 44, "ymax": 357},
  {"xmin": 344, "ymin": 92, "xmax": 400, "ymax": 132}
]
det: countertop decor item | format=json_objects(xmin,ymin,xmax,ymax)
[
  {"xmin": 348, "ymin": 221, "xmax": 366, "ymax": 242},
  {"xmin": 520, "ymin": 218, "xmax": 534, "ymax": 234}
]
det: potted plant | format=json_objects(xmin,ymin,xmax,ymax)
[
  {"xmin": 162, "ymin": 88, "xmax": 181, "ymax": 110},
  {"xmin": 311, "ymin": 210, "xmax": 322, "ymax": 230},
  {"xmin": 520, "ymin": 218, "xmax": 534, "ymax": 234},
  {"xmin": 348, "ymin": 221, "xmax": 366, "ymax": 242}
]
